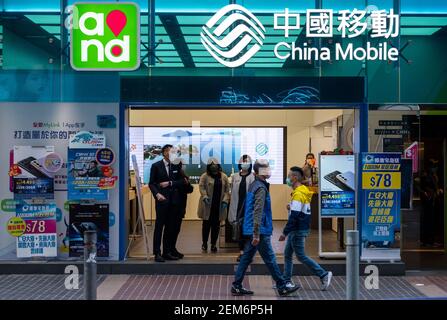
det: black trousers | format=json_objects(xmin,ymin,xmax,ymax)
[
  {"xmin": 420, "ymin": 198, "xmax": 435, "ymax": 245},
  {"xmin": 153, "ymin": 203, "xmax": 175, "ymax": 256},
  {"xmin": 170, "ymin": 212, "xmax": 184, "ymax": 252},
  {"xmin": 202, "ymin": 213, "xmax": 220, "ymax": 247}
]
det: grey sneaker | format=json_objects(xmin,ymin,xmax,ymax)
[
  {"xmin": 272, "ymin": 281, "xmax": 295, "ymax": 289},
  {"xmin": 321, "ymin": 271, "xmax": 333, "ymax": 291}
]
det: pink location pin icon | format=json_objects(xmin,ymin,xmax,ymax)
[{"xmin": 106, "ymin": 10, "xmax": 127, "ymax": 37}]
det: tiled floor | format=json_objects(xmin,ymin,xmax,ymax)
[{"xmin": 0, "ymin": 274, "xmax": 446, "ymax": 300}]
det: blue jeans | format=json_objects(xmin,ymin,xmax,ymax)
[
  {"xmin": 233, "ymin": 235, "xmax": 286, "ymax": 289},
  {"xmin": 284, "ymin": 230, "xmax": 328, "ymax": 281}
]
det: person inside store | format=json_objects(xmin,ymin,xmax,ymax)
[
  {"xmin": 197, "ymin": 157, "xmax": 230, "ymax": 253},
  {"xmin": 419, "ymin": 158, "xmax": 444, "ymax": 247},
  {"xmin": 228, "ymin": 154, "xmax": 255, "ymax": 262},
  {"xmin": 169, "ymin": 157, "xmax": 194, "ymax": 259},
  {"xmin": 149, "ymin": 144, "xmax": 185, "ymax": 262},
  {"xmin": 279, "ymin": 166, "xmax": 332, "ymax": 291},
  {"xmin": 231, "ymin": 159, "xmax": 300, "ymax": 297},
  {"xmin": 302, "ymin": 153, "xmax": 318, "ymax": 186}
]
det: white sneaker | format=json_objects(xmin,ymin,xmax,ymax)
[
  {"xmin": 321, "ymin": 271, "xmax": 333, "ymax": 291},
  {"xmin": 272, "ymin": 281, "xmax": 295, "ymax": 289}
]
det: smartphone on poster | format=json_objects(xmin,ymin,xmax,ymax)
[
  {"xmin": 336, "ymin": 171, "xmax": 355, "ymax": 191},
  {"xmin": 17, "ymin": 156, "xmax": 51, "ymax": 179}
]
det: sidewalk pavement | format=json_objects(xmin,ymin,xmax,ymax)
[{"xmin": 1, "ymin": 274, "xmax": 446, "ymax": 300}]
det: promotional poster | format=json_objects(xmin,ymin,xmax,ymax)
[
  {"xmin": 0, "ymin": 103, "xmax": 120, "ymax": 261},
  {"xmin": 67, "ymin": 149, "xmax": 109, "ymax": 201},
  {"xmin": 69, "ymin": 203, "xmax": 109, "ymax": 257},
  {"xmin": 319, "ymin": 154, "xmax": 356, "ymax": 216},
  {"xmin": 15, "ymin": 203, "xmax": 57, "ymax": 258},
  {"xmin": 12, "ymin": 146, "xmax": 55, "ymax": 200},
  {"xmin": 361, "ymin": 152, "xmax": 401, "ymax": 261}
]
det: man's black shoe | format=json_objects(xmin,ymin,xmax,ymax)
[
  {"xmin": 231, "ymin": 285, "xmax": 254, "ymax": 296},
  {"xmin": 277, "ymin": 283, "xmax": 300, "ymax": 296},
  {"xmin": 173, "ymin": 250, "xmax": 184, "ymax": 259},
  {"xmin": 154, "ymin": 254, "xmax": 165, "ymax": 263},
  {"xmin": 162, "ymin": 253, "xmax": 179, "ymax": 260},
  {"xmin": 211, "ymin": 245, "xmax": 218, "ymax": 253}
]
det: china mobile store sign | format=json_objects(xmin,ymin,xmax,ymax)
[{"xmin": 201, "ymin": 5, "xmax": 401, "ymax": 68}]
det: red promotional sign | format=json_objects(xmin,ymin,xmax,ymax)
[{"xmin": 404, "ymin": 142, "xmax": 418, "ymax": 173}]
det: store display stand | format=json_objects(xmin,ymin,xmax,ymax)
[
  {"xmin": 318, "ymin": 154, "xmax": 357, "ymax": 259},
  {"xmin": 125, "ymin": 155, "xmax": 151, "ymax": 260}
]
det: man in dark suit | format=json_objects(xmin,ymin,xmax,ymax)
[{"xmin": 149, "ymin": 144, "xmax": 184, "ymax": 262}]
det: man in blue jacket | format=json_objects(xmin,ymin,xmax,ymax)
[{"xmin": 231, "ymin": 160, "xmax": 300, "ymax": 297}]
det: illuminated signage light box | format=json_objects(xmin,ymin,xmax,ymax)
[{"xmin": 129, "ymin": 127, "xmax": 285, "ymax": 184}]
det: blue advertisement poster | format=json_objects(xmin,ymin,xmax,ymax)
[
  {"xmin": 319, "ymin": 155, "xmax": 356, "ymax": 216},
  {"xmin": 13, "ymin": 178, "xmax": 54, "ymax": 200},
  {"xmin": 67, "ymin": 149, "xmax": 108, "ymax": 201},
  {"xmin": 360, "ymin": 153, "xmax": 401, "ymax": 260},
  {"xmin": 16, "ymin": 203, "xmax": 57, "ymax": 258}
]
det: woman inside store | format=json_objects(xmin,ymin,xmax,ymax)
[
  {"xmin": 197, "ymin": 157, "xmax": 230, "ymax": 253},
  {"xmin": 228, "ymin": 155, "xmax": 255, "ymax": 262},
  {"xmin": 302, "ymin": 153, "xmax": 318, "ymax": 186}
]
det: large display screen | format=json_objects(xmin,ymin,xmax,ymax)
[{"xmin": 129, "ymin": 127, "xmax": 285, "ymax": 184}]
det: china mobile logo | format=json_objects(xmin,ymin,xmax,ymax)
[
  {"xmin": 201, "ymin": 4, "xmax": 266, "ymax": 68},
  {"xmin": 70, "ymin": 2, "xmax": 140, "ymax": 71}
]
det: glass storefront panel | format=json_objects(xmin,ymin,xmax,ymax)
[{"xmin": 368, "ymin": 105, "xmax": 447, "ymax": 269}]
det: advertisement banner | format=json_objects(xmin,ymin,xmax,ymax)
[
  {"xmin": 68, "ymin": 131, "xmax": 106, "ymax": 149},
  {"xmin": 319, "ymin": 155, "xmax": 356, "ymax": 216},
  {"xmin": 12, "ymin": 146, "xmax": 55, "ymax": 200},
  {"xmin": 67, "ymin": 149, "xmax": 108, "ymax": 200},
  {"xmin": 69, "ymin": 203, "xmax": 109, "ymax": 257},
  {"xmin": 0, "ymin": 102, "xmax": 120, "ymax": 261},
  {"xmin": 16, "ymin": 203, "xmax": 57, "ymax": 258},
  {"xmin": 361, "ymin": 153, "xmax": 401, "ymax": 261}
]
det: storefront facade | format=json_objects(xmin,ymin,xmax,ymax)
[{"xmin": 0, "ymin": 1, "xmax": 446, "ymax": 270}]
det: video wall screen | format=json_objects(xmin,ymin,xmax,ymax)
[{"xmin": 129, "ymin": 127, "xmax": 285, "ymax": 184}]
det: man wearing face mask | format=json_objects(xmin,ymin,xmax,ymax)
[
  {"xmin": 197, "ymin": 158, "xmax": 230, "ymax": 253},
  {"xmin": 228, "ymin": 155, "xmax": 255, "ymax": 262},
  {"xmin": 279, "ymin": 166, "xmax": 332, "ymax": 291},
  {"xmin": 149, "ymin": 144, "xmax": 185, "ymax": 262},
  {"xmin": 231, "ymin": 160, "xmax": 300, "ymax": 297}
]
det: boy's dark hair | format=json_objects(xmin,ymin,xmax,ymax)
[
  {"xmin": 306, "ymin": 153, "xmax": 315, "ymax": 159},
  {"xmin": 161, "ymin": 144, "xmax": 173, "ymax": 153},
  {"xmin": 253, "ymin": 160, "xmax": 269, "ymax": 174},
  {"xmin": 290, "ymin": 166, "xmax": 304, "ymax": 180}
]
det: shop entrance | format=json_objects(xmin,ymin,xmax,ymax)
[{"xmin": 124, "ymin": 106, "xmax": 362, "ymax": 263}]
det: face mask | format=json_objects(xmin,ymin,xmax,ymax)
[
  {"xmin": 240, "ymin": 163, "xmax": 251, "ymax": 171},
  {"xmin": 209, "ymin": 164, "xmax": 218, "ymax": 173},
  {"xmin": 286, "ymin": 177, "xmax": 293, "ymax": 187},
  {"xmin": 168, "ymin": 153, "xmax": 177, "ymax": 162}
]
